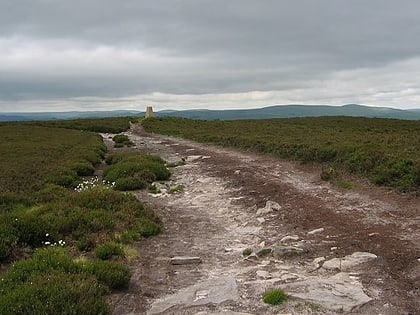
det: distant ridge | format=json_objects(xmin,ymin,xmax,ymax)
[
  {"xmin": 155, "ymin": 104, "xmax": 420, "ymax": 120},
  {"xmin": 0, "ymin": 110, "xmax": 143, "ymax": 122},
  {"xmin": 1, "ymin": 105, "xmax": 420, "ymax": 122}
]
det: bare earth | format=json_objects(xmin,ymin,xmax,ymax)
[{"xmin": 107, "ymin": 124, "xmax": 419, "ymax": 315}]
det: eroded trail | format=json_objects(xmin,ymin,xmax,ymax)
[{"xmin": 111, "ymin": 125, "xmax": 419, "ymax": 315}]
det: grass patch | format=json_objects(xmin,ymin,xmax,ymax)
[
  {"xmin": 262, "ymin": 288, "xmax": 288, "ymax": 305},
  {"xmin": 339, "ymin": 181, "xmax": 353, "ymax": 189}
]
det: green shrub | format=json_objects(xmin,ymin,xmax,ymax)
[
  {"xmin": 262, "ymin": 288, "xmax": 288, "ymax": 305},
  {"xmin": 0, "ymin": 272, "xmax": 110, "ymax": 315},
  {"xmin": 112, "ymin": 134, "xmax": 134, "ymax": 147},
  {"xmin": 112, "ymin": 134, "xmax": 130, "ymax": 143},
  {"xmin": 35, "ymin": 184, "xmax": 70, "ymax": 203},
  {"xmin": 136, "ymin": 218, "xmax": 162, "ymax": 237},
  {"xmin": 76, "ymin": 236, "xmax": 96, "ymax": 252},
  {"xmin": 114, "ymin": 177, "xmax": 147, "ymax": 191},
  {"xmin": 70, "ymin": 162, "xmax": 96, "ymax": 176},
  {"xmin": 118, "ymin": 230, "xmax": 140, "ymax": 244},
  {"xmin": 82, "ymin": 260, "xmax": 130, "ymax": 290},
  {"xmin": 11, "ymin": 212, "xmax": 52, "ymax": 247},
  {"xmin": 47, "ymin": 169, "xmax": 80, "ymax": 188},
  {"xmin": 103, "ymin": 153, "xmax": 170, "ymax": 189},
  {"xmin": 0, "ymin": 233, "xmax": 17, "ymax": 262},
  {"xmin": 95, "ymin": 242, "xmax": 125, "ymax": 260}
]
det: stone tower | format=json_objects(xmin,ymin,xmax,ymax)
[{"xmin": 145, "ymin": 106, "xmax": 154, "ymax": 118}]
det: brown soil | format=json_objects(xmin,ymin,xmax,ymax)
[{"xmin": 109, "ymin": 124, "xmax": 419, "ymax": 315}]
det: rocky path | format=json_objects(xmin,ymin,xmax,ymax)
[{"xmin": 110, "ymin": 125, "xmax": 419, "ymax": 315}]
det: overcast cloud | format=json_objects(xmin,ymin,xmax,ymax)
[{"xmin": 1, "ymin": 0, "xmax": 420, "ymax": 112}]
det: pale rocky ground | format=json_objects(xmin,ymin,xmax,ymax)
[{"xmin": 104, "ymin": 124, "xmax": 419, "ymax": 315}]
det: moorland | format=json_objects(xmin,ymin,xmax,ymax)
[{"xmin": 0, "ymin": 115, "xmax": 419, "ymax": 314}]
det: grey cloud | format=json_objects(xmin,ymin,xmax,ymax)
[{"xmin": 1, "ymin": 1, "xmax": 420, "ymax": 110}]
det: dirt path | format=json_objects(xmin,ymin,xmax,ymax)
[{"xmin": 109, "ymin": 125, "xmax": 419, "ymax": 315}]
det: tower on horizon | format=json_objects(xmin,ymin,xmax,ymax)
[{"xmin": 145, "ymin": 106, "xmax": 154, "ymax": 118}]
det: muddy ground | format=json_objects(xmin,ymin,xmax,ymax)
[{"xmin": 106, "ymin": 124, "xmax": 419, "ymax": 315}]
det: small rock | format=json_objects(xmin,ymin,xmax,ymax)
[
  {"xmin": 308, "ymin": 256, "xmax": 326, "ymax": 272},
  {"xmin": 280, "ymin": 235, "xmax": 300, "ymax": 243},
  {"xmin": 308, "ymin": 228, "xmax": 325, "ymax": 235},
  {"xmin": 234, "ymin": 170, "xmax": 241, "ymax": 174},
  {"xmin": 256, "ymin": 270, "xmax": 271, "ymax": 279},
  {"xmin": 170, "ymin": 256, "xmax": 202, "ymax": 265},
  {"xmin": 280, "ymin": 273, "xmax": 300, "ymax": 282},
  {"xmin": 256, "ymin": 200, "xmax": 281, "ymax": 215},
  {"xmin": 257, "ymin": 217, "xmax": 265, "ymax": 223},
  {"xmin": 245, "ymin": 253, "xmax": 259, "ymax": 261},
  {"xmin": 330, "ymin": 246, "xmax": 338, "ymax": 251},
  {"xmin": 313, "ymin": 256, "xmax": 326, "ymax": 266}
]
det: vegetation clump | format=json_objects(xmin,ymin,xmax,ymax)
[
  {"xmin": 104, "ymin": 152, "xmax": 170, "ymax": 191},
  {"xmin": 112, "ymin": 134, "xmax": 134, "ymax": 148},
  {"xmin": 0, "ymin": 247, "xmax": 130, "ymax": 314},
  {"xmin": 262, "ymin": 288, "xmax": 288, "ymax": 305}
]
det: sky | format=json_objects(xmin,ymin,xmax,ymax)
[{"xmin": 1, "ymin": 0, "xmax": 420, "ymax": 112}]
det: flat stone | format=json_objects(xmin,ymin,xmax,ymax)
[
  {"xmin": 147, "ymin": 276, "xmax": 238, "ymax": 314},
  {"xmin": 322, "ymin": 252, "xmax": 377, "ymax": 271},
  {"xmin": 280, "ymin": 235, "xmax": 300, "ymax": 243},
  {"xmin": 307, "ymin": 227, "xmax": 325, "ymax": 235},
  {"xmin": 170, "ymin": 256, "xmax": 202, "ymax": 265},
  {"xmin": 284, "ymin": 272, "xmax": 372, "ymax": 312}
]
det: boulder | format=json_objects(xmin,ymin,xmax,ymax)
[{"xmin": 322, "ymin": 252, "xmax": 377, "ymax": 271}]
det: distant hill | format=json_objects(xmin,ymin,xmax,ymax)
[
  {"xmin": 1, "ymin": 104, "xmax": 420, "ymax": 122},
  {"xmin": 155, "ymin": 104, "xmax": 420, "ymax": 120},
  {"xmin": 0, "ymin": 110, "xmax": 143, "ymax": 122}
]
